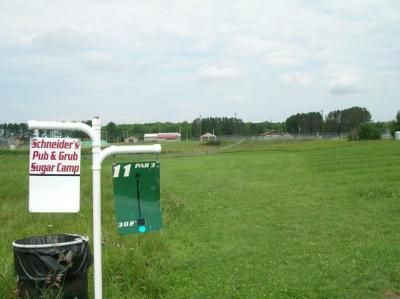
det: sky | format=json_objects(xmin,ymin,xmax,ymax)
[{"xmin": 0, "ymin": 0, "xmax": 399, "ymax": 124}]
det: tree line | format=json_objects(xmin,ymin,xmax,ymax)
[
  {"xmin": 285, "ymin": 106, "xmax": 373, "ymax": 135},
  {"xmin": 0, "ymin": 118, "xmax": 284, "ymax": 142},
  {"xmin": 1, "ymin": 107, "xmax": 399, "ymax": 142},
  {"xmin": 0, "ymin": 123, "xmax": 29, "ymax": 139},
  {"xmin": 103, "ymin": 118, "xmax": 285, "ymax": 142}
]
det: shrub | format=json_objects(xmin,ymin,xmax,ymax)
[
  {"xmin": 202, "ymin": 140, "xmax": 221, "ymax": 146},
  {"xmin": 358, "ymin": 123, "xmax": 381, "ymax": 140}
]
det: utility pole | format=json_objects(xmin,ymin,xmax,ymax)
[
  {"xmin": 234, "ymin": 112, "xmax": 237, "ymax": 136},
  {"xmin": 199, "ymin": 115, "xmax": 202, "ymax": 140},
  {"xmin": 321, "ymin": 110, "xmax": 324, "ymax": 135}
]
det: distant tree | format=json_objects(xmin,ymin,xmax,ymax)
[
  {"xmin": 324, "ymin": 107, "xmax": 371, "ymax": 134},
  {"xmin": 191, "ymin": 117, "xmax": 245, "ymax": 137},
  {"xmin": 358, "ymin": 123, "xmax": 381, "ymax": 140},
  {"xmin": 106, "ymin": 122, "xmax": 122, "ymax": 142},
  {"xmin": 191, "ymin": 118, "xmax": 201, "ymax": 137},
  {"xmin": 19, "ymin": 123, "xmax": 31, "ymax": 140},
  {"xmin": 239, "ymin": 121, "xmax": 285, "ymax": 135},
  {"xmin": 391, "ymin": 111, "xmax": 400, "ymax": 137},
  {"xmin": 285, "ymin": 112, "xmax": 322, "ymax": 135},
  {"xmin": 245, "ymin": 122, "xmax": 264, "ymax": 135},
  {"xmin": 340, "ymin": 107, "xmax": 371, "ymax": 133},
  {"xmin": 285, "ymin": 114, "xmax": 301, "ymax": 135},
  {"xmin": 70, "ymin": 120, "xmax": 92, "ymax": 139},
  {"xmin": 325, "ymin": 110, "xmax": 341, "ymax": 133},
  {"xmin": 0, "ymin": 122, "xmax": 32, "ymax": 140}
]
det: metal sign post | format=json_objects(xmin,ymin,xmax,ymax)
[{"xmin": 28, "ymin": 117, "xmax": 161, "ymax": 299}]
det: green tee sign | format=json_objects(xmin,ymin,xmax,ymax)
[{"xmin": 112, "ymin": 161, "xmax": 163, "ymax": 235}]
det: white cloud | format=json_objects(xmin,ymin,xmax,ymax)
[
  {"xmin": 315, "ymin": 0, "xmax": 384, "ymax": 18},
  {"xmin": 231, "ymin": 35, "xmax": 308, "ymax": 67},
  {"xmin": 79, "ymin": 51, "xmax": 141, "ymax": 71},
  {"xmin": 323, "ymin": 64, "xmax": 367, "ymax": 95},
  {"xmin": 231, "ymin": 36, "xmax": 282, "ymax": 56},
  {"xmin": 329, "ymin": 82, "xmax": 364, "ymax": 95},
  {"xmin": 263, "ymin": 50, "xmax": 305, "ymax": 67},
  {"xmin": 0, "ymin": 32, "xmax": 29, "ymax": 48},
  {"xmin": 280, "ymin": 72, "xmax": 313, "ymax": 86},
  {"xmin": 31, "ymin": 28, "xmax": 92, "ymax": 50},
  {"xmin": 197, "ymin": 65, "xmax": 241, "ymax": 81},
  {"xmin": 223, "ymin": 95, "xmax": 245, "ymax": 103}
]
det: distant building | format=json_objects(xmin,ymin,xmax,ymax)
[
  {"xmin": 157, "ymin": 133, "xmax": 181, "ymax": 141},
  {"xmin": 8, "ymin": 135, "xmax": 22, "ymax": 146},
  {"xmin": 258, "ymin": 130, "xmax": 289, "ymax": 141},
  {"xmin": 8, "ymin": 135, "xmax": 21, "ymax": 150},
  {"xmin": 201, "ymin": 132, "xmax": 217, "ymax": 143},
  {"xmin": 144, "ymin": 133, "xmax": 181, "ymax": 142},
  {"xmin": 124, "ymin": 136, "xmax": 139, "ymax": 143},
  {"xmin": 260, "ymin": 130, "xmax": 282, "ymax": 137},
  {"xmin": 395, "ymin": 131, "xmax": 400, "ymax": 140},
  {"xmin": 143, "ymin": 134, "xmax": 159, "ymax": 142}
]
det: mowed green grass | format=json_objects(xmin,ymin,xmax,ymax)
[{"xmin": 1, "ymin": 139, "xmax": 400, "ymax": 298}]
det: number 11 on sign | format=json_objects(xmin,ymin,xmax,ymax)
[{"xmin": 113, "ymin": 164, "xmax": 131, "ymax": 177}]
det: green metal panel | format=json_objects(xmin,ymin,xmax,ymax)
[{"xmin": 112, "ymin": 161, "xmax": 162, "ymax": 235}]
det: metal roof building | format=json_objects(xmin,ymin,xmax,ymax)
[
  {"xmin": 144, "ymin": 133, "xmax": 181, "ymax": 142},
  {"xmin": 200, "ymin": 132, "xmax": 217, "ymax": 143}
]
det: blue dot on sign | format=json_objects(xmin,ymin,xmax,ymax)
[{"xmin": 138, "ymin": 225, "xmax": 146, "ymax": 233}]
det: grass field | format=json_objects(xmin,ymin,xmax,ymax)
[{"xmin": 1, "ymin": 139, "xmax": 400, "ymax": 298}]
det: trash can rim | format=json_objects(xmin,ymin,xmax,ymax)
[{"xmin": 12, "ymin": 234, "xmax": 89, "ymax": 249}]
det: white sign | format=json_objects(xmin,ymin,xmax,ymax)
[{"xmin": 29, "ymin": 137, "xmax": 81, "ymax": 212}]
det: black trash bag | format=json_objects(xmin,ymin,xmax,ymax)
[{"xmin": 13, "ymin": 234, "xmax": 93, "ymax": 299}]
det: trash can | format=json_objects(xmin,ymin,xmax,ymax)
[{"xmin": 13, "ymin": 234, "xmax": 93, "ymax": 299}]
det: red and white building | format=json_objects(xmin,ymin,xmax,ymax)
[{"xmin": 144, "ymin": 133, "xmax": 181, "ymax": 142}]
